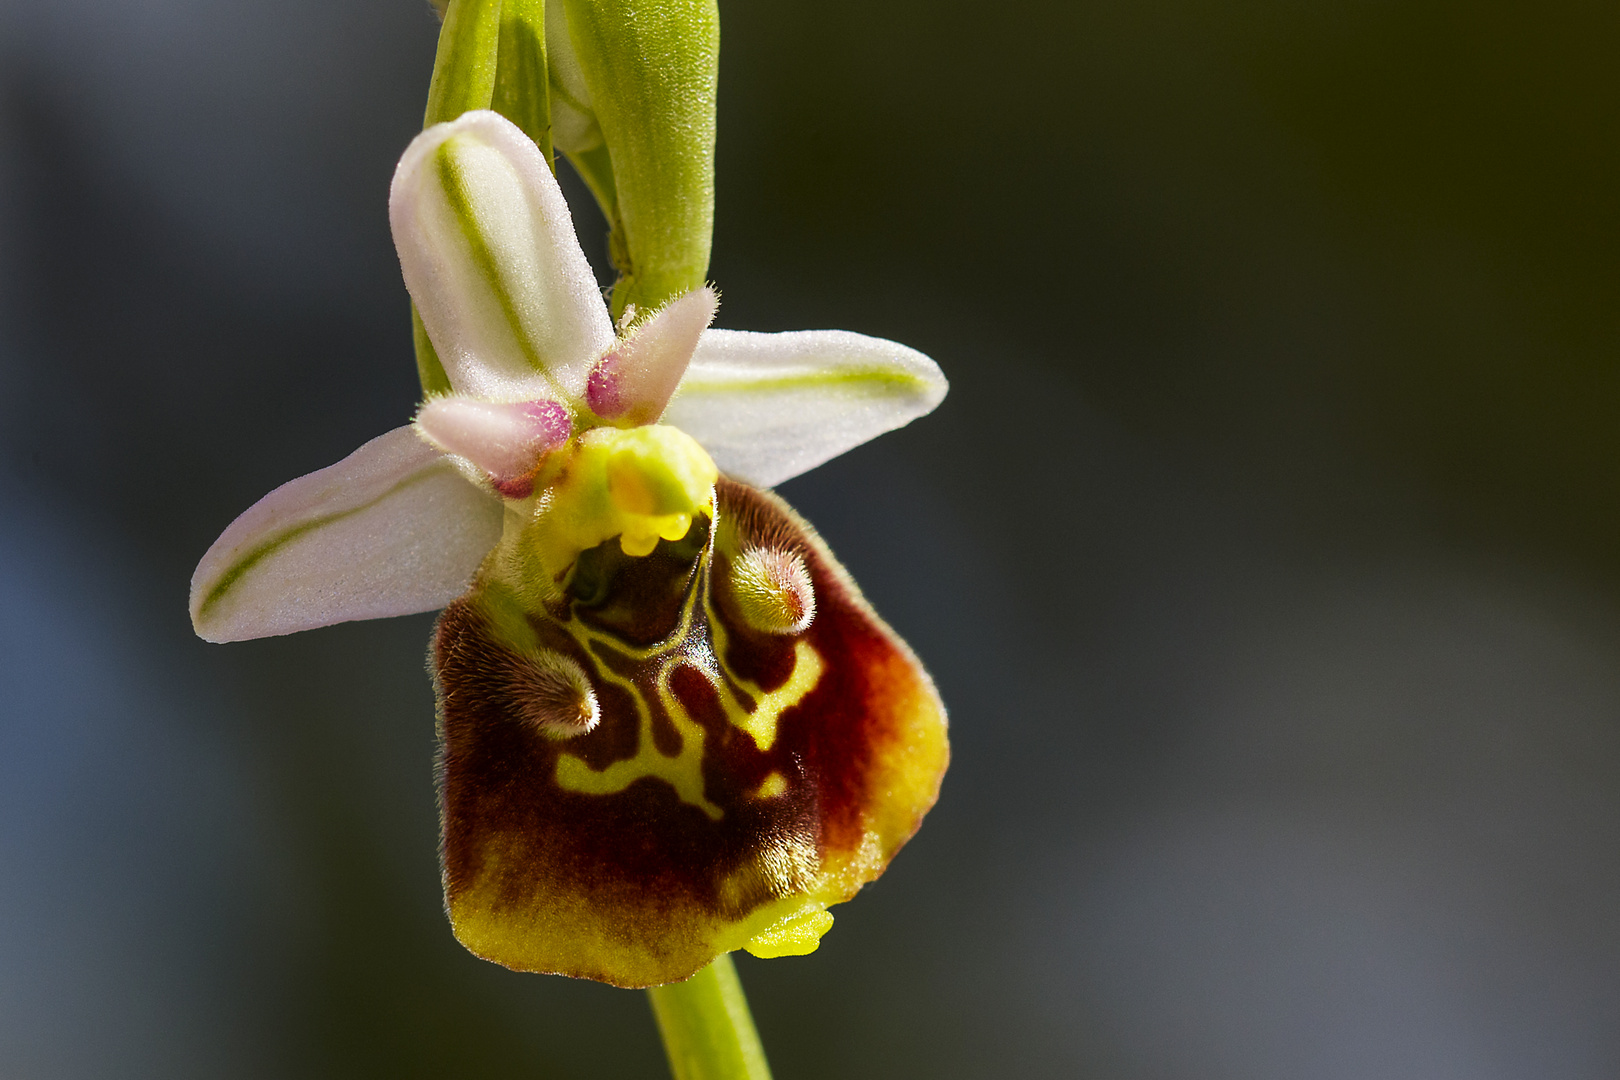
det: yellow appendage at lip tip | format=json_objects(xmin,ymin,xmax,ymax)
[
  {"xmin": 551, "ymin": 569, "xmax": 724, "ymax": 819},
  {"xmin": 743, "ymin": 909, "xmax": 835, "ymax": 958}
]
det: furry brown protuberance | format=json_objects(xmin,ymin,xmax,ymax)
[
  {"xmin": 507, "ymin": 649, "xmax": 599, "ymax": 737},
  {"xmin": 730, "ymin": 547, "xmax": 816, "ymax": 634}
]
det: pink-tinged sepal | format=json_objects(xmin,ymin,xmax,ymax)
[
  {"xmin": 189, "ymin": 427, "xmax": 504, "ymax": 643},
  {"xmin": 587, "ymin": 287, "xmax": 718, "ymax": 427}
]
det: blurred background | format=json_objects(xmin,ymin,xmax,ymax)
[{"xmin": 3, "ymin": 0, "xmax": 1619, "ymax": 1076}]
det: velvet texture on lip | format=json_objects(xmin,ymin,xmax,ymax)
[{"xmin": 438, "ymin": 478, "xmax": 947, "ymax": 986}]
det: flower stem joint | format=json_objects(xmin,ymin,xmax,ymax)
[{"xmin": 191, "ymin": 109, "xmax": 948, "ymax": 988}]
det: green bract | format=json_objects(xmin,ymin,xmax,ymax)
[{"xmin": 548, "ymin": 0, "xmax": 719, "ymax": 320}]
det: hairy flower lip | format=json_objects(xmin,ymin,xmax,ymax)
[{"xmin": 435, "ymin": 477, "xmax": 948, "ymax": 986}]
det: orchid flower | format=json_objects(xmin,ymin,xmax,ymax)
[{"xmin": 189, "ymin": 109, "xmax": 949, "ymax": 989}]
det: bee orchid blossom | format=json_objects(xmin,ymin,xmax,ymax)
[{"xmin": 190, "ymin": 110, "xmax": 949, "ymax": 988}]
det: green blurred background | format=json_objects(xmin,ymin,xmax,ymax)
[{"xmin": 3, "ymin": 0, "xmax": 1619, "ymax": 1076}]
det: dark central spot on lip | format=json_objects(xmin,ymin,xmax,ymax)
[{"xmin": 568, "ymin": 515, "xmax": 712, "ymax": 646}]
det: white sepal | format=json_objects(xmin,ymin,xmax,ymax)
[
  {"xmin": 389, "ymin": 110, "xmax": 615, "ymax": 402},
  {"xmin": 190, "ymin": 426, "xmax": 504, "ymax": 643},
  {"xmin": 663, "ymin": 329, "xmax": 948, "ymax": 488}
]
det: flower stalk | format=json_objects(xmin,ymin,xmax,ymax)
[
  {"xmin": 550, "ymin": 0, "xmax": 719, "ymax": 319},
  {"xmin": 424, "ymin": 0, "xmax": 502, "ymax": 125},
  {"xmin": 648, "ymin": 956, "xmax": 773, "ymax": 1080}
]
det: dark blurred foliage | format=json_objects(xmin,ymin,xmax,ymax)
[
  {"xmin": 717, "ymin": 0, "xmax": 1620, "ymax": 563},
  {"xmin": 2, "ymin": 1, "xmax": 1619, "ymax": 1077}
]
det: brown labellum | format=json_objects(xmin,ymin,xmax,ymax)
[{"xmin": 433, "ymin": 478, "xmax": 948, "ymax": 987}]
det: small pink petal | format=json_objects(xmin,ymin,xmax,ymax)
[
  {"xmin": 416, "ymin": 397, "xmax": 571, "ymax": 484},
  {"xmin": 585, "ymin": 360, "xmax": 626, "ymax": 419},
  {"xmin": 586, "ymin": 287, "xmax": 718, "ymax": 427}
]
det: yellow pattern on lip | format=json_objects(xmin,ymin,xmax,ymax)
[
  {"xmin": 551, "ymin": 588, "xmax": 825, "ymax": 814},
  {"xmin": 749, "ymin": 772, "xmax": 789, "ymax": 799},
  {"xmin": 552, "ymin": 551, "xmax": 722, "ymax": 818},
  {"xmin": 709, "ymin": 613, "xmax": 824, "ymax": 753},
  {"xmin": 550, "ymin": 493, "xmax": 826, "ymax": 810},
  {"xmin": 552, "ymin": 653, "xmax": 722, "ymax": 818}
]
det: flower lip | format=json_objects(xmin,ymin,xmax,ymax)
[{"xmin": 435, "ymin": 477, "xmax": 949, "ymax": 986}]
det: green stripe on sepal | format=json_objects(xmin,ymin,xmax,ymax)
[
  {"xmin": 558, "ymin": 0, "xmax": 719, "ymax": 320},
  {"xmin": 661, "ymin": 328, "xmax": 949, "ymax": 490},
  {"xmin": 419, "ymin": 0, "xmax": 505, "ymax": 397},
  {"xmin": 433, "ymin": 135, "xmax": 570, "ymax": 399},
  {"xmin": 195, "ymin": 467, "xmax": 446, "ymax": 625},
  {"xmin": 189, "ymin": 427, "xmax": 505, "ymax": 643},
  {"xmin": 391, "ymin": 112, "xmax": 617, "ymax": 400},
  {"xmin": 675, "ymin": 367, "xmax": 938, "ymax": 397}
]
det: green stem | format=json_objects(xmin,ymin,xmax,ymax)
[
  {"xmin": 646, "ymin": 955, "xmax": 773, "ymax": 1080},
  {"xmin": 558, "ymin": 0, "xmax": 718, "ymax": 320}
]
